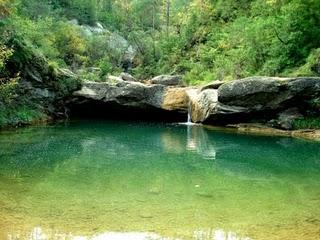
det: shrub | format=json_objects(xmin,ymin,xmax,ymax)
[{"xmin": 292, "ymin": 117, "xmax": 320, "ymax": 130}]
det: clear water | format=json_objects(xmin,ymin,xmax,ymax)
[{"xmin": 0, "ymin": 121, "xmax": 319, "ymax": 240}]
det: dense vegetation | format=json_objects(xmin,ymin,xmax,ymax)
[
  {"xmin": 0, "ymin": 0, "xmax": 320, "ymax": 127},
  {"xmin": 2, "ymin": 0, "xmax": 320, "ymax": 82}
]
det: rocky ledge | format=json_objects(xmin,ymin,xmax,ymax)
[
  {"xmin": 71, "ymin": 75, "xmax": 320, "ymax": 139},
  {"xmin": 205, "ymin": 124, "xmax": 320, "ymax": 142},
  {"xmin": 71, "ymin": 74, "xmax": 193, "ymax": 120}
]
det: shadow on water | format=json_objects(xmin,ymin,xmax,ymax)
[{"xmin": 0, "ymin": 120, "xmax": 319, "ymax": 239}]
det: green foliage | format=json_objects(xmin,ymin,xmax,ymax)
[
  {"xmin": 98, "ymin": 58, "xmax": 113, "ymax": 77},
  {"xmin": 292, "ymin": 117, "xmax": 320, "ymax": 130},
  {"xmin": 0, "ymin": 77, "xmax": 18, "ymax": 104},
  {"xmin": 53, "ymin": 69, "xmax": 82, "ymax": 96},
  {"xmin": 3, "ymin": 0, "xmax": 320, "ymax": 81},
  {"xmin": 0, "ymin": 104, "xmax": 47, "ymax": 127},
  {"xmin": 5, "ymin": 0, "xmax": 320, "ymax": 85},
  {"xmin": 293, "ymin": 48, "xmax": 320, "ymax": 76},
  {"xmin": 0, "ymin": 44, "xmax": 13, "ymax": 70},
  {"xmin": 9, "ymin": 16, "xmax": 87, "ymax": 69}
]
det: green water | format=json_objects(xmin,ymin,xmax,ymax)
[{"xmin": 0, "ymin": 121, "xmax": 319, "ymax": 240}]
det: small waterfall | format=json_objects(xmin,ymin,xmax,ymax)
[
  {"xmin": 185, "ymin": 88, "xmax": 199, "ymax": 125},
  {"xmin": 187, "ymin": 101, "xmax": 192, "ymax": 124}
]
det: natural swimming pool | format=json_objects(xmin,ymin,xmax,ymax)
[{"xmin": 0, "ymin": 121, "xmax": 319, "ymax": 240}]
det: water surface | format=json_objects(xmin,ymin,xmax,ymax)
[{"xmin": 0, "ymin": 121, "xmax": 319, "ymax": 240}]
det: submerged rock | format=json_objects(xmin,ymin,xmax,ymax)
[{"xmin": 218, "ymin": 123, "xmax": 320, "ymax": 141}]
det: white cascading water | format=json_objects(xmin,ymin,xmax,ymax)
[
  {"xmin": 186, "ymin": 88, "xmax": 199, "ymax": 125},
  {"xmin": 187, "ymin": 102, "xmax": 192, "ymax": 124}
]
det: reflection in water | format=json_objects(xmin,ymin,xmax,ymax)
[
  {"xmin": 23, "ymin": 227, "xmax": 166, "ymax": 240},
  {"xmin": 187, "ymin": 125, "xmax": 216, "ymax": 160},
  {"xmin": 10, "ymin": 227, "xmax": 251, "ymax": 240},
  {"xmin": 194, "ymin": 229, "xmax": 251, "ymax": 240},
  {"xmin": 161, "ymin": 123, "xmax": 216, "ymax": 159}
]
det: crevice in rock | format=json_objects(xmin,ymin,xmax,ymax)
[{"xmin": 68, "ymin": 100, "xmax": 186, "ymax": 122}]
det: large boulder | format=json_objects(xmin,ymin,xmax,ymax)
[
  {"xmin": 218, "ymin": 77, "xmax": 320, "ymax": 109},
  {"xmin": 162, "ymin": 87, "xmax": 191, "ymax": 112},
  {"xmin": 74, "ymin": 80, "xmax": 165, "ymax": 108},
  {"xmin": 189, "ymin": 89, "xmax": 218, "ymax": 123},
  {"xmin": 190, "ymin": 77, "xmax": 320, "ymax": 125},
  {"xmin": 72, "ymin": 76, "xmax": 320, "ymax": 127},
  {"xmin": 73, "ymin": 78, "xmax": 190, "ymax": 113}
]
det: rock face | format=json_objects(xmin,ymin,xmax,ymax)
[
  {"xmin": 74, "ymin": 80, "xmax": 166, "ymax": 109},
  {"xmin": 218, "ymin": 77, "xmax": 320, "ymax": 109},
  {"xmin": 274, "ymin": 108, "xmax": 304, "ymax": 130},
  {"xmin": 1, "ymin": 38, "xmax": 81, "ymax": 127},
  {"xmin": 72, "ymin": 75, "xmax": 190, "ymax": 116},
  {"xmin": 188, "ymin": 89, "xmax": 218, "ymax": 123},
  {"xmin": 72, "ymin": 75, "xmax": 320, "ymax": 129},
  {"xmin": 190, "ymin": 77, "xmax": 320, "ymax": 128},
  {"xmin": 162, "ymin": 87, "xmax": 190, "ymax": 112}
]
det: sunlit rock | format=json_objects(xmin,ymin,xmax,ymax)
[
  {"xmin": 188, "ymin": 89, "xmax": 219, "ymax": 123},
  {"xmin": 162, "ymin": 87, "xmax": 190, "ymax": 112}
]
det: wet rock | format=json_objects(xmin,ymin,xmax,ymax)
[
  {"xmin": 221, "ymin": 123, "xmax": 320, "ymax": 141},
  {"xmin": 291, "ymin": 129, "xmax": 320, "ymax": 141}
]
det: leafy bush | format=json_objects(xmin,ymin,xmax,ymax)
[
  {"xmin": 0, "ymin": 104, "xmax": 47, "ymax": 127},
  {"xmin": 292, "ymin": 117, "xmax": 320, "ymax": 130}
]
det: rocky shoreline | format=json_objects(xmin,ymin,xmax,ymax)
[
  {"xmin": 2, "ymin": 67, "xmax": 320, "ymax": 141},
  {"xmin": 70, "ymin": 74, "xmax": 320, "ymax": 141},
  {"xmin": 204, "ymin": 123, "xmax": 320, "ymax": 142}
]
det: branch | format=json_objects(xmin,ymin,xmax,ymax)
[{"xmin": 273, "ymin": 28, "xmax": 289, "ymax": 45}]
